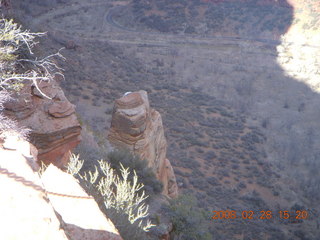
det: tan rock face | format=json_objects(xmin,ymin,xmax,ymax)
[
  {"xmin": 108, "ymin": 90, "xmax": 178, "ymax": 198},
  {"xmin": 0, "ymin": 136, "xmax": 68, "ymax": 240},
  {"xmin": 0, "ymin": 135, "xmax": 122, "ymax": 240},
  {"xmin": 41, "ymin": 165, "xmax": 123, "ymax": 240},
  {"xmin": 161, "ymin": 159, "xmax": 179, "ymax": 198},
  {"xmin": 4, "ymin": 80, "xmax": 81, "ymax": 168}
]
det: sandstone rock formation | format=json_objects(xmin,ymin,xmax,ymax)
[
  {"xmin": 108, "ymin": 90, "xmax": 178, "ymax": 198},
  {"xmin": 4, "ymin": 80, "xmax": 81, "ymax": 168}
]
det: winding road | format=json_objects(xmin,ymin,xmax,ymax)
[{"xmin": 30, "ymin": 1, "xmax": 320, "ymax": 50}]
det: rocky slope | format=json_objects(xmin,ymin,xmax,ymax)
[{"xmin": 108, "ymin": 90, "xmax": 178, "ymax": 198}]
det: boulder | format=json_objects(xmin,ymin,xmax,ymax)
[
  {"xmin": 4, "ymin": 80, "xmax": 81, "ymax": 168},
  {"xmin": 108, "ymin": 91, "xmax": 178, "ymax": 198}
]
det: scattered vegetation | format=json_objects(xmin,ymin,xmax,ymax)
[{"xmin": 114, "ymin": 0, "xmax": 292, "ymax": 37}]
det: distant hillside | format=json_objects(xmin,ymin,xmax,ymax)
[{"xmin": 113, "ymin": 0, "xmax": 292, "ymax": 38}]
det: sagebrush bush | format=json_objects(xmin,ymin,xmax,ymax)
[
  {"xmin": 67, "ymin": 154, "xmax": 155, "ymax": 239},
  {"xmin": 67, "ymin": 153, "xmax": 84, "ymax": 175}
]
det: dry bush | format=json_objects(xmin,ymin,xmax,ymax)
[{"xmin": 0, "ymin": 18, "xmax": 64, "ymax": 137}]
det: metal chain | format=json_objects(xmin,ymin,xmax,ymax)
[{"xmin": 0, "ymin": 167, "xmax": 93, "ymax": 199}]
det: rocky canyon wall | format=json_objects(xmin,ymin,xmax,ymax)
[{"xmin": 108, "ymin": 90, "xmax": 178, "ymax": 198}]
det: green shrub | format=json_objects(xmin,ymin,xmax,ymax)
[
  {"xmin": 164, "ymin": 194, "xmax": 212, "ymax": 240},
  {"xmin": 107, "ymin": 148, "xmax": 163, "ymax": 196}
]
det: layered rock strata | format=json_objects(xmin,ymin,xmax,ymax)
[
  {"xmin": 108, "ymin": 90, "xmax": 178, "ymax": 198},
  {"xmin": 4, "ymin": 80, "xmax": 81, "ymax": 168}
]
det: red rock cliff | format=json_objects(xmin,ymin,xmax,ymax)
[
  {"xmin": 108, "ymin": 90, "xmax": 178, "ymax": 198},
  {"xmin": 4, "ymin": 80, "xmax": 81, "ymax": 168}
]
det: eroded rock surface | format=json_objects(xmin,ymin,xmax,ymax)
[
  {"xmin": 4, "ymin": 80, "xmax": 81, "ymax": 168},
  {"xmin": 108, "ymin": 90, "xmax": 178, "ymax": 198}
]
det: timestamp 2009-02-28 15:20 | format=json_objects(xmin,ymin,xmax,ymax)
[{"xmin": 212, "ymin": 210, "xmax": 308, "ymax": 220}]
